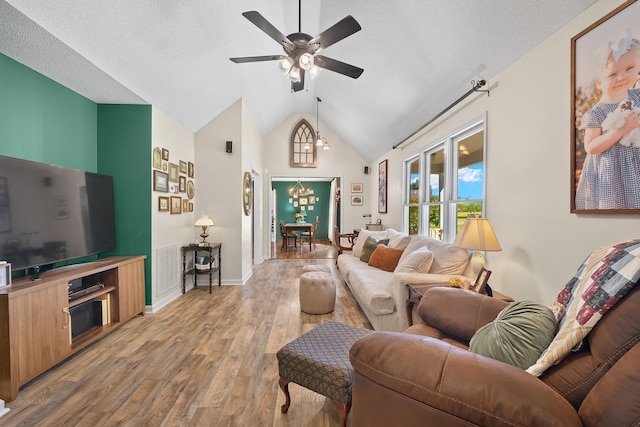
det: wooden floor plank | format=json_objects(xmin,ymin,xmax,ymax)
[{"xmin": 2, "ymin": 246, "xmax": 370, "ymax": 426}]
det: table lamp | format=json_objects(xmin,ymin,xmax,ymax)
[
  {"xmin": 195, "ymin": 215, "xmax": 214, "ymax": 246},
  {"xmin": 452, "ymin": 217, "xmax": 501, "ymax": 276}
]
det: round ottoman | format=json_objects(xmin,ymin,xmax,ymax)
[
  {"xmin": 301, "ymin": 264, "xmax": 331, "ymax": 274},
  {"xmin": 299, "ymin": 271, "xmax": 336, "ymax": 314}
]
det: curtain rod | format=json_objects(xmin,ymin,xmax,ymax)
[{"xmin": 392, "ymin": 80, "xmax": 488, "ymax": 150}]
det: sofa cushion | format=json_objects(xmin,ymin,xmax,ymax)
[
  {"xmin": 385, "ymin": 228, "xmax": 411, "ymax": 250},
  {"xmin": 368, "ymin": 245, "xmax": 404, "ymax": 272},
  {"xmin": 402, "ymin": 235, "xmax": 469, "ymax": 275},
  {"xmin": 469, "ymin": 300, "xmax": 557, "ymax": 370},
  {"xmin": 394, "ymin": 246, "xmax": 434, "ymax": 273},
  {"xmin": 359, "ymin": 237, "xmax": 389, "ymax": 263},
  {"xmin": 352, "ymin": 229, "xmax": 387, "ymax": 258},
  {"xmin": 348, "ymin": 268, "xmax": 395, "ymax": 315}
]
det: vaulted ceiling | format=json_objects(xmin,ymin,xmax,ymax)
[{"xmin": 1, "ymin": 0, "xmax": 597, "ymax": 162}]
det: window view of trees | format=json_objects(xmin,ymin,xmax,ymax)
[{"xmin": 403, "ymin": 121, "xmax": 485, "ymax": 242}]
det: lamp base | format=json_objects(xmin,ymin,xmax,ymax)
[{"xmin": 469, "ymin": 251, "xmax": 486, "ymax": 277}]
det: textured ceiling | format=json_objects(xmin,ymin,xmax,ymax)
[{"xmin": 1, "ymin": 0, "xmax": 597, "ymax": 162}]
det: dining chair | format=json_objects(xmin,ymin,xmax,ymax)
[
  {"xmin": 280, "ymin": 220, "xmax": 297, "ymax": 250},
  {"xmin": 300, "ymin": 216, "xmax": 319, "ymax": 248}
]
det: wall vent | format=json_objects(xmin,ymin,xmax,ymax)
[{"xmin": 156, "ymin": 245, "xmax": 178, "ymax": 295}]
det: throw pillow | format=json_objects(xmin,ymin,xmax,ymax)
[
  {"xmin": 405, "ymin": 236, "xmax": 469, "ymax": 275},
  {"xmin": 394, "ymin": 246, "xmax": 434, "ymax": 273},
  {"xmin": 352, "ymin": 229, "xmax": 387, "ymax": 258},
  {"xmin": 385, "ymin": 228, "xmax": 411, "ymax": 250},
  {"xmin": 359, "ymin": 236, "xmax": 389, "ymax": 263},
  {"xmin": 469, "ymin": 301, "xmax": 557, "ymax": 370},
  {"xmin": 368, "ymin": 245, "xmax": 404, "ymax": 272}
]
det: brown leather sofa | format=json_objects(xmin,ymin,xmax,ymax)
[{"xmin": 349, "ymin": 286, "xmax": 640, "ymax": 426}]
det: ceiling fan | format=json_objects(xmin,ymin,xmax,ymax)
[{"xmin": 229, "ymin": 1, "xmax": 364, "ymax": 92}]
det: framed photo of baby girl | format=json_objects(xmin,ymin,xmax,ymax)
[{"xmin": 571, "ymin": 0, "xmax": 640, "ymax": 214}]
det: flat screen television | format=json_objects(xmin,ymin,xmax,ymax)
[{"xmin": 0, "ymin": 154, "xmax": 116, "ymax": 278}]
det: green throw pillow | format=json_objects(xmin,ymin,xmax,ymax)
[
  {"xmin": 359, "ymin": 236, "xmax": 389, "ymax": 263},
  {"xmin": 469, "ymin": 301, "xmax": 557, "ymax": 369}
]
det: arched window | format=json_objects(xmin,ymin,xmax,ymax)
[{"xmin": 290, "ymin": 119, "xmax": 317, "ymax": 168}]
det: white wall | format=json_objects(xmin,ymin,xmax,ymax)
[
  {"xmin": 195, "ymin": 98, "xmax": 265, "ymax": 283},
  {"xmin": 262, "ymin": 113, "xmax": 371, "ymax": 235},
  {"xmin": 150, "ymin": 106, "xmax": 195, "ymax": 311},
  {"xmin": 368, "ymin": 0, "xmax": 639, "ymax": 304},
  {"xmin": 241, "ymin": 101, "xmax": 264, "ymax": 274}
]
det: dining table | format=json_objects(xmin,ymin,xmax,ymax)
[{"xmin": 284, "ymin": 222, "xmax": 313, "ymax": 251}]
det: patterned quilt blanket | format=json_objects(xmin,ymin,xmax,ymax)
[{"xmin": 526, "ymin": 238, "xmax": 640, "ymax": 377}]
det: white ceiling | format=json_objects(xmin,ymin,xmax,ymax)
[{"xmin": 1, "ymin": 0, "xmax": 596, "ymax": 162}]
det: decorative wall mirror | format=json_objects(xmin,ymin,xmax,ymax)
[{"xmin": 243, "ymin": 171, "xmax": 252, "ymax": 216}]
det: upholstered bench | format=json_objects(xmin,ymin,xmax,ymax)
[
  {"xmin": 299, "ymin": 271, "xmax": 336, "ymax": 314},
  {"xmin": 277, "ymin": 320, "xmax": 372, "ymax": 427}
]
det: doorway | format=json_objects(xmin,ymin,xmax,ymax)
[{"xmin": 269, "ymin": 176, "xmax": 342, "ymax": 259}]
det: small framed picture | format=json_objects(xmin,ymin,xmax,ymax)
[
  {"xmin": 169, "ymin": 163, "xmax": 179, "ymax": 182},
  {"xmin": 158, "ymin": 196, "xmax": 169, "ymax": 212},
  {"xmin": 309, "ymin": 196, "xmax": 316, "ymax": 204},
  {"xmin": 153, "ymin": 147, "xmax": 162, "ymax": 169},
  {"xmin": 189, "ymin": 202, "xmax": 193, "ymax": 212},
  {"xmin": 187, "ymin": 180, "xmax": 195, "ymax": 199},
  {"xmin": 179, "ymin": 160, "xmax": 188, "ymax": 174},
  {"xmin": 169, "ymin": 183, "xmax": 179, "ymax": 194},
  {"xmin": 170, "ymin": 196, "xmax": 182, "ymax": 214},
  {"xmin": 162, "ymin": 148, "xmax": 169, "ymax": 161},
  {"xmin": 153, "ymin": 170, "xmax": 169, "ymax": 193},
  {"xmin": 472, "ymin": 267, "xmax": 492, "ymax": 294},
  {"xmin": 182, "ymin": 199, "xmax": 189, "ymax": 212},
  {"xmin": 179, "ymin": 176, "xmax": 186, "ymax": 192},
  {"xmin": 308, "ymin": 205, "xmax": 314, "ymax": 211},
  {"xmin": 299, "ymin": 197, "xmax": 308, "ymax": 205},
  {"xmin": 351, "ymin": 195, "xmax": 363, "ymax": 206},
  {"xmin": 351, "ymin": 183, "xmax": 363, "ymax": 193},
  {"xmin": 188, "ymin": 162, "xmax": 194, "ymax": 178}
]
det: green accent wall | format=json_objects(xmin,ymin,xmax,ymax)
[
  {"xmin": 0, "ymin": 54, "xmax": 97, "ymax": 169},
  {"xmin": 97, "ymin": 105, "xmax": 152, "ymax": 303},
  {"xmin": 272, "ymin": 181, "xmax": 332, "ymax": 240},
  {"xmin": 0, "ymin": 53, "xmax": 152, "ymax": 303}
]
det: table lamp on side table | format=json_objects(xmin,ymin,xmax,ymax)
[
  {"xmin": 195, "ymin": 215, "xmax": 214, "ymax": 246},
  {"xmin": 453, "ymin": 216, "xmax": 501, "ymax": 277}
]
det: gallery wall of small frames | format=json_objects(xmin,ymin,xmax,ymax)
[{"xmin": 152, "ymin": 147, "xmax": 195, "ymax": 214}]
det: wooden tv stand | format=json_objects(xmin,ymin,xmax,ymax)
[{"xmin": 0, "ymin": 256, "xmax": 146, "ymax": 402}]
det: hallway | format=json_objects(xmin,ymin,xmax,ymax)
[{"xmin": 271, "ymin": 240, "xmax": 338, "ymax": 260}]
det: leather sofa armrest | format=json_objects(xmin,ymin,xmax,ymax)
[
  {"xmin": 417, "ymin": 287, "xmax": 508, "ymax": 341},
  {"xmin": 350, "ymin": 332, "xmax": 582, "ymax": 427}
]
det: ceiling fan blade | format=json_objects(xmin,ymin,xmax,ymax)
[
  {"xmin": 314, "ymin": 55, "xmax": 364, "ymax": 79},
  {"xmin": 242, "ymin": 11, "xmax": 294, "ymax": 52},
  {"xmin": 230, "ymin": 55, "xmax": 287, "ymax": 63},
  {"xmin": 291, "ymin": 70, "xmax": 305, "ymax": 92},
  {"xmin": 307, "ymin": 16, "xmax": 361, "ymax": 52}
]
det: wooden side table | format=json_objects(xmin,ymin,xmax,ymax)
[
  {"xmin": 182, "ymin": 243, "xmax": 222, "ymax": 294},
  {"xmin": 406, "ymin": 284, "xmax": 514, "ymax": 326}
]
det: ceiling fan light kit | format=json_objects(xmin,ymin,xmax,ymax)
[{"xmin": 230, "ymin": 0, "xmax": 363, "ymax": 92}]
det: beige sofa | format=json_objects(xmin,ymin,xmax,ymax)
[{"xmin": 337, "ymin": 228, "xmax": 474, "ymax": 332}]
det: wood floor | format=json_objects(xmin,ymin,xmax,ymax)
[
  {"xmin": 271, "ymin": 240, "xmax": 339, "ymax": 260},
  {"xmin": 2, "ymin": 255, "xmax": 371, "ymax": 426}
]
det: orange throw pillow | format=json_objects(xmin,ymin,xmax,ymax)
[{"xmin": 368, "ymin": 245, "xmax": 404, "ymax": 272}]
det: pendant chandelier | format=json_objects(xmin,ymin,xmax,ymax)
[
  {"xmin": 315, "ymin": 97, "xmax": 330, "ymax": 151},
  {"xmin": 289, "ymin": 179, "xmax": 311, "ymax": 197}
]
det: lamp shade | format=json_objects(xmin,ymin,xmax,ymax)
[
  {"xmin": 195, "ymin": 215, "xmax": 214, "ymax": 227},
  {"xmin": 453, "ymin": 218, "xmax": 501, "ymax": 251}
]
